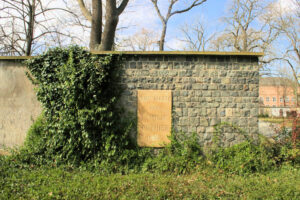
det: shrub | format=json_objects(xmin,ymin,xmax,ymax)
[
  {"xmin": 208, "ymin": 141, "xmax": 276, "ymax": 174},
  {"xmin": 14, "ymin": 114, "xmax": 50, "ymax": 165},
  {"xmin": 268, "ymin": 127, "xmax": 300, "ymax": 165},
  {"xmin": 208, "ymin": 123, "xmax": 300, "ymax": 174},
  {"xmin": 141, "ymin": 132, "xmax": 204, "ymax": 174},
  {"xmin": 258, "ymin": 113, "xmax": 269, "ymax": 118},
  {"xmin": 23, "ymin": 46, "xmax": 134, "ymax": 165}
]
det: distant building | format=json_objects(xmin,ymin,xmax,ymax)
[{"xmin": 259, "ymin": 77, "xmax": 299, "ymax": 117}]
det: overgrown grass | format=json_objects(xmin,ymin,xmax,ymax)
[
  {"xmin": 1, "ymin": 126, "xmax": 299, "ymax": 199},
  {"xmin": 0, "ymin": 160, "xmax": 299, "ymax": 199}
]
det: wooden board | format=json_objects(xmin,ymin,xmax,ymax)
[{"xmin": 137, "ymin": 90, "xmax": 172, "ymax": 147}]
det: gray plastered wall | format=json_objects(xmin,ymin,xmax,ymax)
[{"xmin": 0, "ymin": 59, "xmax": 41, "ymax": 149}]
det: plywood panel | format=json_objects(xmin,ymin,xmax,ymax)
[{"xmin": 138, "ymin": 90, "xmax": 172, "ymax": 147}]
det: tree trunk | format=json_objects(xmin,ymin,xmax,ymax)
[
  {"xmin": 99, "ymin": 0, "xmax": 118, "ymax": 51},
  {"xmin": 159, "ymin": 23, "xmax": 167, "ymax": 51},
  {"xmin": 76, "ymin": 0, "xmax": 128, "ymax": 51},
  {"xmin": 26, "ymin": 0, "xmax": 36, "ymax": 56},
  {"xmin": 242, "ymin": 29, "xmax": 248, "ymax": 51},
  {"xmin": 90, "ymin": 0, "xmax": 102, "ymax": 50}
]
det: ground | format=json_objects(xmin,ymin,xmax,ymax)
[{"xmin": 0, "ymin": 164, "xmax": 299, "ymax": 199}]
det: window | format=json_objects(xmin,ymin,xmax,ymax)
[
  {"xmin": 273, "ymin": 97, "xmax": 276, "ymax": 102},
  {"xmin": 280, "ymin": 97, "xmax": 283, "ymax": 102},
  {"xmin": 266, "ymin": 97, "xmax": 270, "ymax": 102},
  {"xmin": 286, "ymin": 97, "xmax": 289, "ymax": 102}
]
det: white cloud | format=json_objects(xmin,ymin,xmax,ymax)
[
  {"xmin": 166, "ymin": 38, "xmax": 186, "ymax": 51},
  {"xmin": 274, "ymin": 0, "xmax": 298, "ymax": 15},
  {"xmin": 118, "ymin": 0, "xmax": 160, "ymax": 36}
]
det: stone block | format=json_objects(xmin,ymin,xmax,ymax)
[
  {"xmin": 207, "ymin": 108, "xmax": 217, "ymax": 117},
  {"xmin": 210, "ymin": 118, "xmax": 221, "ymax": 126},
  {"xmin": 226, "ymin": 108, "xmax": 233, "ymax": 117},
  {"xmin": 208, "ymin": 84, "xmax": 218, "ymax": 90},
  {"xmin": 197, "ymin": 127, "xmax": 206, "ymax": 133},
  {"xmin": 200, "ymin": 118, "xmax": 209, "ymax": 126},
  {"xmin": 205, "ymin": 127, "xmax": 215, "ymax": 133},
  {"xmin": 188, "ymin": 126, "xmax": 197, "ymax": 133},
  {"xmin": 179, "ymin": 117, "xmax": 189, "ymax": 126},
  {"xmin": 190, "ymin": 118, "xmax": 200, "ymax": 126},
  {"xmin": 188, "ymin": 108, "xmax": 198, "ymax": 117},
  {"xmin": 130, "ymin": 62, "xmax": 136, "ymax": 69},
  {"xmin": 202, "ymin": 91, "xmax": 212, "ymax": 97},
  {"xmin": 192, "ymin": 84, "xmax": 202, "ymax": 90}
]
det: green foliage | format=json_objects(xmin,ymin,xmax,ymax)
[
  {"xmin": 9, "ymin": 45, "xmax": 298, "ymax": 175},
  {"xmin": 212, "ymin": 122, "xmax": 251, "ymax": 149},
  {"xmin": 16, "ymin": 46, "xmax": 206, "ymax": 174},
  {"xmin": 208, "ymin": 141, "xmax": 276, "ymax": 174},
  {"xmin": 24, "ymin": 46, "xmax": 134, "ymax": 165},
  {"xmin": 141, "ymin": 132, "xmax": 204, "ymax": 174},
  {"xmin": 258, "ymin": 113, "xmax": 269, "ymax": 118},
  {"xmin": 13, "ymin": 114, "xmax": 50, "ymax": 165},
  {"xmin": 266, "ymin": 127, "xmax": 300, "ymax": 165},
  {"xmin": 208, "ymin": 123, "xmax": 299, "ymax": 174},
  {"xmin": 0, "ymin": 162, "xmax": 299, "ymax": 199}
]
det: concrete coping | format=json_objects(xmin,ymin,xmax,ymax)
[
  {"xmin": 0, "ymin": 51, "xmax": 264, "ymax": 60},
  {"xmin": 91, "ymin": 51, "xmax": 264, "ymax": 57},
  {"xmin": 0, "ymin": 56, "xmax": 33, "ymax": 60}
]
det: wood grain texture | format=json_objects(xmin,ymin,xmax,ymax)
[{"xmin": 138, "ymin": 90, "xmax": 172, "ymax": 147}]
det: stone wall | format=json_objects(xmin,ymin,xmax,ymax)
[
  {"xmin": 115, "ymin": 53, "xmax": 260, "ymax": 146},
  {"xmin": 0, "ymin": 58, "xmax": 41, "ymax": 149},
  {"xmin": 0, "ymin": 52, "xmax": 260, "ymax": 148}
]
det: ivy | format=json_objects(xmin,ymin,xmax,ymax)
[{"xmin": 24, "ymin": 46, "xmax": 133, "ymax": 165}]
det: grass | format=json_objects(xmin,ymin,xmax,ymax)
[
  {"xmin": 0, "ymin": 158, "xmax": 299, "ymax": 199},
  {"xmin": 259, "ymin": 117, "xmax": 294, "ymax": 127}
]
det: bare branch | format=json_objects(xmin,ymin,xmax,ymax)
[
  {"xmin": 117, "ymin": 0, "xmax": 129, "ymax": 15},
  {"xmin": 76, "ymin": 0, "xmax": 92, "ymax": 22},
  {"xmin": 149, "ymin": 0, "xmax": 208, "ymax": 50},
  {"xmin": 170, "ymin": 0, "xmax": 207, "ymax": 16},
  {"xmin": 150, "ymin": 0, "xmax": 166, "ymax": 23}
]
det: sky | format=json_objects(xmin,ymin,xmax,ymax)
[
  {"xmin": 118, "ymin": 0, "xmax": 229, "ymax": 50},
  {"xmin": 116, "ymin": 0, "xmax": 297, "ymax": 51},
  {"xmin": 0, "ymin": 0, "xmax": 297, "ymax": 52},
  {"xmin": 36, "ymin": 0, "xmax": 230, "ymax": 51},
  {"xmin": 0, "ymin": 0, "xmax": 298, "ymax": 78}
]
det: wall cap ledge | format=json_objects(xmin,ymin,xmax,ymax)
[{"xmin": 0, "ymin": 51, "xmax": 264, "ymax": 60}]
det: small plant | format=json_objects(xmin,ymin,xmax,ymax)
[
  {"xmin": 208, "ymin": 140, "xmax": 276, "ymax": 174},
  {"xmin": 208, "ymin": 120, "xmax": 300, "ymax": 174},
  {"xmin": 141, "ymin": 132, "xmax": 204, "ymax": 174},
  {"xmin": 258, "ymin": 113, "xmax": 269, "ymax": 118},
  {"xmin": 291, "ymin": 112, "xmax": 300, "ymax": 149}
]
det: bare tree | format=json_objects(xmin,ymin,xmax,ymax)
[
  {"xmin": 0, "ymin": 0, "xmax": 80, "ymax": 56},
  {"xmin": 149, "ymin": 0, "xmax": 208, "ymax": 51},
  {"xmin": 275, "ymin": 67, "xmax": 300, "ymax": 107},
  {"xmin": 268, "ymin": 0, "xmax": 300, "ymax": 105},
  {"xmin": 178, "ymin": 20, "xmax": 215, "ymax": 51},
  {"xmin": 76, "ymin": 0, "xmax": 129, "ymax": 51},
  {"xmin": 210, "ymin": 0, "xmax": 278, "ymax": 53},
  {"xmin": 117, "ymin": 28, "xmax": 159, "ymax": 51},
  {"xmin": 208, "ymin": 0, "xmax": 280, "ymax": 76}
]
